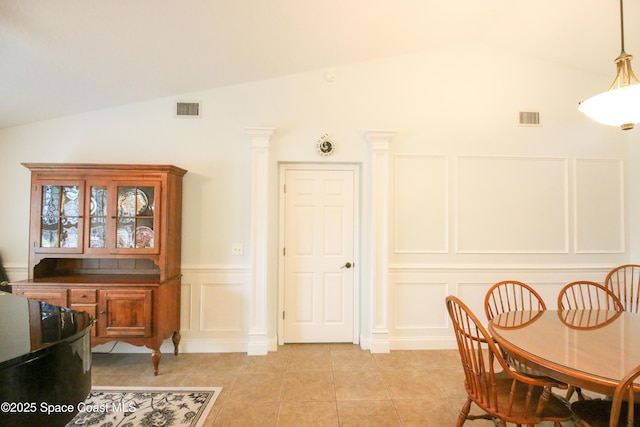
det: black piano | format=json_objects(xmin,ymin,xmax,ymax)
[{"xmin": 0, "ymin": 291, "xmax": 92, "ymax": 426}]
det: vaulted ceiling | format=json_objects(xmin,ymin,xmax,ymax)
[{"xmin": 2, "ymin": 0, "xmax": 639, "ymax": 129}]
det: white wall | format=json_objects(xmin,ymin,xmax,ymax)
[
  {"xmin": 0, "ymin": 43, "xmax": 633, "ymax": 353},
  {"xmin": 629, "ymin": 131, "xmax": 640, "ymax": 259}
]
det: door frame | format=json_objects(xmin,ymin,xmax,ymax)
[{"xmin": 277, "ymin": 162, "xmax": 361, "ymax": 345}]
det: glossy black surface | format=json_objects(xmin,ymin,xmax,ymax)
[{"xmin": 0, "ymin": 291, "xmax": 92, "ymax": 426}]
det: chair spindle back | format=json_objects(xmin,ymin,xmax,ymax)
[
  {"xmin": 484, "ymin": 280, "xmax": 546, "ymax": 321},
  {"xmin": 605, "ymin": 264, "xmax": 640, "ymax": 313},
  {"xmin": 557, "ymin": 281, "xmax": 624, "ymax": 311}
]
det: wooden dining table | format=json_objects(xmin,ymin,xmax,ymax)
[{"xmin": 488, "ymin": 309, "xmax": 640, "ymax": 395}]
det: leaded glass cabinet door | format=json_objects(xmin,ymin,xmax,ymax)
[
  {"xmin": 113, "ymin": 183, "xmax": 160, "ymax": 254},
  {"xmin": 35, "ymin": 181, "xmax": 85, "ymax": 254},
  {"xmin": 87, "ymin": 183, "xmax": 109, "ymax": 251}
]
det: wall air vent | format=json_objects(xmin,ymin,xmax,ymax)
[
  {"xmin": 176, "ymin": 101, "xmax": 201, "ymax": 117},
  {"xmin": 518, "ymin": 111, "xmax": 540, "ymax": 126}
]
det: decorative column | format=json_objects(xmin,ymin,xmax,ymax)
[
  {"xmin": 367, "ymin": 130, "xmax": 395, "ymax": 353},
  {"xmin": 245, "ymin": 127, "xmax": 275, "ymax": 355}
]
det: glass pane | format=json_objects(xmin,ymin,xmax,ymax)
[
  {"xmin": 117, "ymin": 186, "xmax": 148, "ymax": 218},
  {"xmin": 116, "ymin": 221, "xmax": 134, "ymax": 249},
  {"xmin": 115, "ymin": 185, "xmax": 156, "ymax": 249},
  {"xmin": 89, "ymin": 218, "xmax": 106, "ymax": 248},
  {"xmin": 61, "ymin": 186, "xmax": 79, "ymax": 219},
  {"xmin": 41, "ymin": 186, "xmax": 61, "ymax": 224},
  {"xmin": 89, "ymin": 186, "xmax": 107, "ymax": 248},
  {"xmin": 138, "ymin": 186, "xmax": 154, "ymax": 216},
  {"xmin": 91, "ymin": 186, "xmax": 107, "ymax": 217},
  {"xmin": 41, "ymin": 226, "xmax": 59, "ymax": 248},
  {"xmin": 135, "ymin": 223, "xmax": 154, "ymax": 248},
  {"xmin": 60, "ymin": 186, "xmax": 79, "ymax": 248},
  {"xmin": 40, "ymin": 185, "xmax": 79, "ymax": 249},
  {"xmin": 60, "ymin": 225, "xmax": 79, "ymax": 248}
]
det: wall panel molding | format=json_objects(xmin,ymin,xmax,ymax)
[
  {"xmin": 200, "ymin": 281, "xmax": 244, "ymax": 332},
  {"xmin": 179, "ymin": 266, "xmax": 251, "ymax": 353},
  {"xmin": 393, "ymin": 281, "xmax": 449, "ymax": 329},
  {"xmin": 455, "ymin": 156, "xmax": 569, "ymax": 253},
  {"xmin": 180, "ymin": 282, "xmax": 192, "ymax": 331}
]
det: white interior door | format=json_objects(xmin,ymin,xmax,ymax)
[{"xmin": 281, "ymin": 166, "xmax": 357, "ymax": 343}]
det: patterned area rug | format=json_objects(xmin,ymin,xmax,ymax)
[{"xmin": 66, "ymin": 386, "xmax": 221, "ymax": 427}]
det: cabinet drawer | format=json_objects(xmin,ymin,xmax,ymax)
[
  {"xmin": 14, "ymin": 287, "xmax": 68, "ymax": 307},
  {"xmin": 70, "ymin": 289, "xmax": 97, "ymax": 303}
]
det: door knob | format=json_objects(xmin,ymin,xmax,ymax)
[{"xmin": 341, "ymin": 262, "xmax": 353, "ymax": 269}]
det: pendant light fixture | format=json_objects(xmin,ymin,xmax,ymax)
[{"xmin": 578, "ymin": 0, "xmax": 640, "ymax": 130}]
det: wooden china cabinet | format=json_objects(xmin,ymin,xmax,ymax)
[{"xmin": 11, "ymin": 163, "xmax": 187, "ymax": 375}]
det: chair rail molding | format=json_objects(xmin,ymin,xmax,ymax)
[
  {"xmin": 366, "ymin": 130, "xmax": 396, "ymax": 353},
  {"xmin": 245, "ymin": 127, "xmax": 276, "ymax": 355}
]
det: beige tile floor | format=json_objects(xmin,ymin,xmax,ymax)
[{"xmin": 91, "ymin": 344, "xmax": 576, "ymax": 426}]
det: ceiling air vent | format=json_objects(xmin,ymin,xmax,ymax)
[
  {"xmin": 518, "ymin": 111, "xmax": 540, "ymax": 126},
  {"xmin": 176, "ymin": 101, "xmax": 201, "ymax": 118}
]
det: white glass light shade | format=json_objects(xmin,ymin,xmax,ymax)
[{"xmin": 578, "ymin": 83, "xmax": 640, "ymax": 130}]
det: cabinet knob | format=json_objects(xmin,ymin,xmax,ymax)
[
  {"xmin": 99, "ymin": 311, "xmax": 107, "ymax": 315},
  {"xmin": 80, "ymin": 294, "xmax": 87, "ymax": 298}
]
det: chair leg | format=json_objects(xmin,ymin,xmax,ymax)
[{"xmin": 456, "ymin": 398, "xmax": 472, "ymax": 427}]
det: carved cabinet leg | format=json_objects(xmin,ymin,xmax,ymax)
[
  {"xmin": 151, "ymin": 349, "xmax": 162, "ymax": 376},
  {"xmin": 172, "ymin": 331, "xmax": 181, "ymax": 355}
]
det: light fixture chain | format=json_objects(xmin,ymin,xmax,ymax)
[{"xmin": 619, "ymin": 0, "xmax": 625, "ymax": 53}]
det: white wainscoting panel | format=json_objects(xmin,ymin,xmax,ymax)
[
  {"xmin": 394, "ymin": 281, "xmax": 449, "ymax": 329},
  {"xmin": 200, "ymin": 281, "xmax": 244, "ymax": 332},
  {"xmin": 179, "ymin": 267, "xmax": 251, "ymax": 353},
  {"xmin": 180, "ymin": 282, "xmax": 192, "ymax": 331},
  {"xmin": 456, "ymin": 156, "xmax": 568, "ymax": 253},
  {"xmin": 574, "ymin": 158, "xmax": 624, "ymax": 253},
  {"xmin": 394, "ymin": 155, "xmax": 448, "ymax": 253}
]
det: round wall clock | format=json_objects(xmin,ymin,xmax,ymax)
[{"xmin": 316, "ymin": 134, "xmax": 334, "ymax": 156}]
